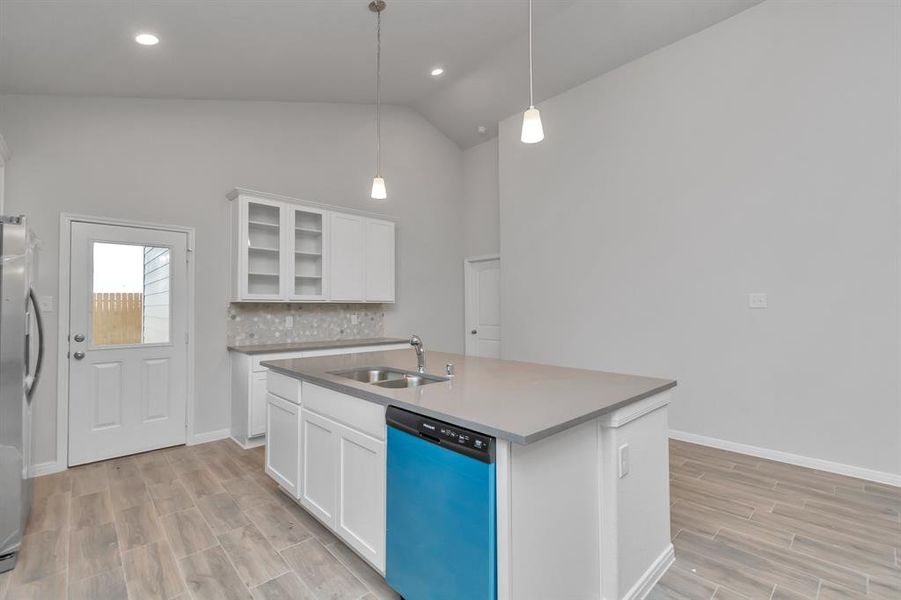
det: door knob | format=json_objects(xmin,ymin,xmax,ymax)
[
  {"xmin": 471, "ymin": 330, "xmax": 477, "ymax": 335},
  {"xmin": 73, "ymin": 334, "xmax": 85, "ymax": 342},
  {"xmin": 73, "ymin": 352, "xmax": 85, "ymax": 360}
]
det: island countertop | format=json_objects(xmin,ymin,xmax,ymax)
[{"xmin": 262, "ymin": 349, "xmax": 676, "ymax": 444}]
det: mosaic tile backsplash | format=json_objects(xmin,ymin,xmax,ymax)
[{"xmin": 227, "ymin": 303, "xmax": 385, "ymax": 346}]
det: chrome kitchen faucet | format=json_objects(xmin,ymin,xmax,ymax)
[{"xmin": 410, "ymin": 334, "xmax": 425, "ymax": 373}]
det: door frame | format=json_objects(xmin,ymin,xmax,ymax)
[
  {"xmin": 463, "ymin": 254, "xmax": 500, "ymax": 356},
  {"xmin": 57, "ymin": 213, "xmax": 196, "ymax": 470},
  {"xmin": 0, "ymin": 133, "xmax": 9, "ymax": 213}
]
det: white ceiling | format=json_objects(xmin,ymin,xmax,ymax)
[{"xmin": 0, "ymin": 0, "xmax": 762, "ymax": 148}]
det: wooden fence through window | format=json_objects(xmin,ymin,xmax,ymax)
[{"xmin": 92, "ymin": 292, "xmax": 142, "ymax": 345}]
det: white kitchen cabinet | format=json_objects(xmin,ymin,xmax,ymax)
[
  {"xmin": 336, "ymin": 422, "xmax": 386, "ymax": 570},
  {"xmin": 265, "ymin": 393, "xmax": 301, "ymax": 498},
  {"xmin": 229, "ymin": 343, "xmax": 407, "ymax": 449},
  {"xmin": 329, "ymin": 212, "xmax": 366, "ymax": 301},
  {"xmin": 250, "ymin": 371, "xmax": 268, "ymax": 437},
  {"xmin": 228, "ymin": 189, "xmax": 394, "ymax": 303},
  {"xmin": 231, "ymin": 195, "xmax": 288, "ymax": 301},
  {"xmin": 365, "ymin": 218, "xmax": 395, "ymax": 302},
  {"xmin": 289, "ymin": 205, "xmax": 329, "ymax": 301},
  {"xmin": 300, "ymin": 409, "xmax": 339, "ymax": 526}
]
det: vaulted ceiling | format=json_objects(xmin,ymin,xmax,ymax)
[{"xmin": 0, "ymin": 0, "xmax": 763, "ymax": 147}]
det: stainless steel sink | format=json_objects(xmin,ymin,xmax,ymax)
[{"xmin": 331, "ymin": 367, "xmax": 448, "ymax": 388}]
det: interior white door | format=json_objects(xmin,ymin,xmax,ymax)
[
  {"xmin": 68, "ymin": 221, "xmax": 188, "ymax": 466},
  {"xmin": 465, "ymin": 257, "xmax": 501, "ymax": 358}
]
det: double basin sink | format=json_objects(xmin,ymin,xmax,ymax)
[{"xmin": 331, "ymin": 367, "xmax": 448, "ymax": 389}]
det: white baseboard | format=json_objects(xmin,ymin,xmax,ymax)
[
  {"xmin": 229, "ymin": 435, "xmax": 266, "ymax": 450},
  {"xmin": 29, "ymin": 461, "xmax": 67, "ymax": 478},
  {"xmin": 669, "ymin": 430, "xmax": 901, "ymax": 487},
  {"xmin": 188, "ymin": 428, "xmax": 231, "ymax": 446},
  {"xmin": 625, "ymin": 544, "xmax": 675, "ymax": 600}
]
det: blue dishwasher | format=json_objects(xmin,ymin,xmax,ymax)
[{"xmin": 386, "ymin": 406, "xmax": 496, "ymax": 600}]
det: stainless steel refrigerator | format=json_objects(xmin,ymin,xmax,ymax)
[{"xmin": 0, "ymin": 215, "xmax": 43, "ymax": 574}]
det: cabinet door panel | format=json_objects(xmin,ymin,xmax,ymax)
[
  {"xmin": 240, "ymin": 197, "xmax": 288, "ymax": 300},
  {"xmin": 289, "ymin": 206, "xmax": 329, "ymax": 301},
  {"xmin": 365, "ymin": 219, "xmax": 395, "ymax": 302},
  {"xmin": 301, "ymin": 410, "xmax": 338, "ymax": 526},
  {"xmin": 330, "ymin": 213, "xmax": 365, "ymax": 301},
  {"xmin": 250, "ymin": 372, "xmax": 268, "ymax": 437},
  {"xmin": 337, "ymin": 424, "xmax": 386, "ymax": 571},
  {"xmin": 265, "ymin": 394, "xmax": 300, "ymax": 498}
]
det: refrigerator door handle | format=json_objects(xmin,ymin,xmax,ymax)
[{"xmin": 25, "ymin": 288, "xmax": 44, "ymax": 402}]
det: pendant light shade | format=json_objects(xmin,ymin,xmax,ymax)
[
  {"xmin": 370, "ymin": 0, "xmax": 387, "ymax": 199},
  {"xmin": 371, "ymin": 176, "xmax": 387, "ymax": 200},
  {"xmin": 521, "ymin": 0, "xmax": 544, "ymax": 144},
  {"xmin": 521, "ymin": 106, "xmax": 544, "ymax": 144}
]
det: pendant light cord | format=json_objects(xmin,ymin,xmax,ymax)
[
  {"xmin": 528, "ymin": 0, "xmax": 534, "ymax": 108},
  {"xmin": 376, "ymin": 7, "xmax": 382, "ymax": 176}
]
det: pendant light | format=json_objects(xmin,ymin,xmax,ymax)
[
  {"xmin": 521, "ymin": 0, "xmax": 544, "ymax": 144},
  {"xmin": 370, "ymin": 0, "xmax": 388, "ymax": 199}
]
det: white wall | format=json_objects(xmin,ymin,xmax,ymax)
[
  {"xmin": 462, "ymin": 137, "xmax": 500, "ymax": 257},
  {"xmin": 0, "ymin": 95, "xmax": 465, "ymax": 467},
  {"xmin": 499, "ymin": 0, "xmax": 901, "ymax": 475}
]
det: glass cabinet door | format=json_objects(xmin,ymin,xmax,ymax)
[
  {"xmin": 290, "ymin": 207, "xmax": 327, "ymax": 300},
  {"xmin": 244, "ymin": 199, "xmax": 284, "ymax": 298}
]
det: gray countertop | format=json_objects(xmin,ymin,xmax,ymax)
[
  {"xmin": 262, "ymin": 350, "xmax": 676, "ymax": 444},
  {"xmin": 228, "ymin": 337, "xmax": 409, "ymax": 355}
]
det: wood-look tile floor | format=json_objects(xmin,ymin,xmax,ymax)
[
  {"xmin": 0, "ymin": 439, "xmax": 398, "ymax": 600},
  {"xmin": 1, "ymin": 439, "xmax": 898, "ymax": 599},
  {"xmin": 651, "ymin": 440, "xmax": 901, "ymax": 600}
]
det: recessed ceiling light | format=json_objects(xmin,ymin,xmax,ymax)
[
  {"xmin": 430, "ymin": 67, "xmax": 445, "ymax": 77},
  {"xmin": 135, "ymin": 33, "xmax": 159, "ymax": 46}
]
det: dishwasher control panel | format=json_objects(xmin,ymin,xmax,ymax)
[{"xmin": 387, "ymin": 406, "xmax": 495, "ymax": 463}]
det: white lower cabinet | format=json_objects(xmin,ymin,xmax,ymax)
[
  {"xmin": 336, "ymin": 422, "xmax": 386, "ymax": 571},
  {"xmin": 230, "ymin": 343, "xmax": 407, "ymax": 448},
  {"xmin": 300, "ymin": 409, "xmax": 339, "ymax": 525},
  {"xmin": 265, "ymin": 393, "xmax": 301, "ymax": 498},
  {"xmin": 266, "ymin": 380, "xmax": 388, "ymax": 574},
  {"xmin": 250, "ymin": 372, "xmax": 268, "ymax": 437}
]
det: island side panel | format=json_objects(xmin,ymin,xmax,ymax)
[
  {"xmin": 599, "ymin": 391, "xmax": 674, "ymax": 599},
  {"xmin": 499, "ymin": 391, "xmax": 673, "ymax": 600},
  {"xmin": 506, "ymin": 419, "xmax": 602, "ymax": 600}
]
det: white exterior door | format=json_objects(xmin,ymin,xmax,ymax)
[
  {"xmin": 465, "ymin": 257, "xmax": 501, "ymax": 358},
  {"xmin": 68, "ymin": 222, "xmax": 188, "ymax": 466}
]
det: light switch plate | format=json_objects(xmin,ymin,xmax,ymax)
[
  {"xmin": 748, "ymin": 293, "xmax": 768, "ymax": 309},
  {"xmin": 285, "ymin": 315, "xmax": 294, "ymax": 328},
  {"xmin": 38, "ymin": 295, "xmax": 54, "ymax": 313},
  {"xmin": 618, "ymin": 443, "xmax": 630, "ymax": 478}
]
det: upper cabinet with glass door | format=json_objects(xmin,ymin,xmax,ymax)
[
  {"xmin": 228, "ymin": 189, "xmax": 393, "ymax": 303},
  {"xmin": 235, "ymin": 196, "xmax": 287, "ymax": 301},
  {"xmin": 290, "ymin": 206, "xmax": 329, "ymax": 301}
]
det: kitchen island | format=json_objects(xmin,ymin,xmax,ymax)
[{"xmin": 262, "ymin": 348, "xmax": 676, "ymax": 600}]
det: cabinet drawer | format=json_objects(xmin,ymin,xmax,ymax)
[
  {"xmin": 267, "ymin": 370, "xmax": 301, "ymax": 404},
  {"xmin": 302, "ymin": 382, "xmax": 385, "ymax": 440}
]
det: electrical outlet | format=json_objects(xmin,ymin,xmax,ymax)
[
  {"xmin": 285, "ymin": 315, "xmax": 294, "ymax": 328},
  {"xmin": 748, "ymin": 293, "xmax": 768, "ymax": 309},
  {"xmin": 618, "ymin": 443, "xmax": 630, "ymax": 478},
  {"xmin": 38, "ymin": 295, "xmax": 54, "ymax": 313}
]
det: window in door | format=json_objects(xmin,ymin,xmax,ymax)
[{"xmin": 91, "ymin": 242, "xmax": 171, "ymax": 346}]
